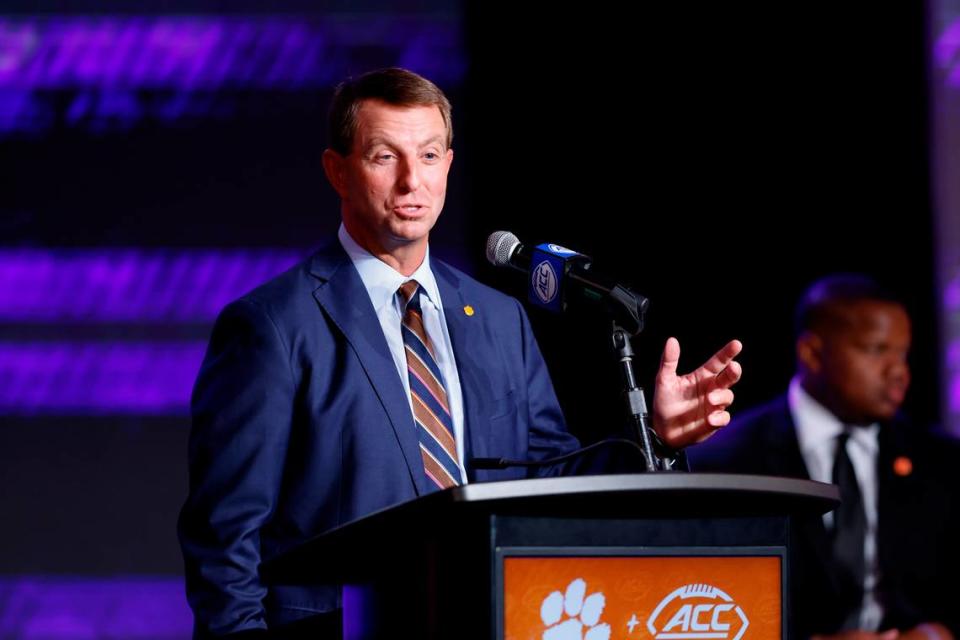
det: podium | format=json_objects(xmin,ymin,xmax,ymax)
[{"xmin": 262, "ymin": 473, "xmax": 837, "ymax": 639}]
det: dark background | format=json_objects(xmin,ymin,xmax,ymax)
[
  {"xmin": 467, "ymin": 3, "xmax": 935, "ymax": 443},
  {"xmin": 0, "ymin": 0, "xmax": 937, "ymax": 601}
]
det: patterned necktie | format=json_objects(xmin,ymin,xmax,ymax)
[
  {"xmin": 831, "ymin": 430, "xmax": 867, "ymax": 629},
  {"xmin": 398, "ymin": 280, "xmax": 462, "ymax": 491}
]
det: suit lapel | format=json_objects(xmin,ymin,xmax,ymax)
[
  {"xmin": 775, "ymin": 397, "xmax": 865, "ymax": 608},
  {"xmin": 308, "ymin": 243, "xmax": 429, "ymax": 496},
  {"xmin": 433, "ymin": 261, "xmax": 491, "ymax": 480},
  {"xmin": 876, "ymin": 420, "xmax": 913, "ymax": 577},
  {"xmin": 764, "ymin": 398, "xmax": 811, "ymax": 479}
]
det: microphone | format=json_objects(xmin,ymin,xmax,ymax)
[{"xmin": 485, "ymin": 231, "xmax": 649, "ymax": 335}]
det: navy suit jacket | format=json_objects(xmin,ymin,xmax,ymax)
[
  {"xmin": 177, "ymin": 240, "xmax": 580, "ymax": 635},
  {"xmin": 688, "ymin": 396, "xmax": 960, "ymax": 639}
]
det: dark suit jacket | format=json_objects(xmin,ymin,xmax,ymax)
[
  {"xmin": 177, "ymin": 240, "xmax": 580, "ymax": 636},
  {"xmin": 688, "ymin": 396, "xmax": 960, "ymax": 639}
]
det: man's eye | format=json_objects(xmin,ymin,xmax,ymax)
[
  {"xmin": 423, "ymin": 152, "xmax": 440, "ymax": 161},
  {"xmin": 375, "ymin": 153, "xmax": 395, "ymax": 162}
]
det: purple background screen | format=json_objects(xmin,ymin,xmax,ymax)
[{"xmin": 0, "ymin": 1, "xmax": 952, "ymax": 636}]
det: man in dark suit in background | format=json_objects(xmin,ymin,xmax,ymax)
[
  {"xmin": 178, "ymin": 68, "xmax": 744, "ymax": 638},
  {"xmin": 690, "ymin": 274, "xmax": 959, "ymax": 640}
]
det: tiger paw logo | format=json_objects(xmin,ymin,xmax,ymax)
[
  {"xmin": 647, "ymin": 583, "xmax": 749, "ymax": 640},
  {"xmin": 540, "ymin": 578, "xmax": 611, "ymax": 640}
]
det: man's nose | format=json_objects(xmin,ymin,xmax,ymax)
[
  {"xmin": 887, "ymin": 353, "xmax": 910, "ymax": 382},
  {"xmin": 397, "ymin": 158, "xmax": 421, "ymax": 192}
]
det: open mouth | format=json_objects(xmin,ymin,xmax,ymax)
[
  {"xmin": 884, "ymin": 387, "xmax": 907, "ymax": 405},
  {"xmin": 394, "ymin": 205, "xmax": 425, "ymax": 218}
]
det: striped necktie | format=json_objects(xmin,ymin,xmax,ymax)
[{"xmin": 398, "ymin": 280, "xmax": 462, "ymax": 491}]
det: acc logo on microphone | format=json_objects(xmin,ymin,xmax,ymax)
[
  {"xmin": 532, "ymin": 260, "xmax": 559, "ymax": 304},
  {"xmin": 646, "ymin": 583, "xmax": 749, "ymax": 640},
  {"xmin": 545, "ymin": 243, "xmax": 579, "ymax": 257}
]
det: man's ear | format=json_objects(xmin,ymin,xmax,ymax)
[
  {"xmin": 322, "ymin": 149, "xmax": 347, "ymax": 197},
  {"xmin": 796, "ymin": 331, "xmax": 824, "ymax": 375}
]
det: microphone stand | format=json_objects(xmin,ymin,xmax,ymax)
[{"xmin": 611, "ymin": 323, "xmax": 661, "ymax": 472}]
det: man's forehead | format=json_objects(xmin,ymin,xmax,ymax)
[
  {"xmin": 355, "ymin": 101, "xmax": 446, "ymax": 135},
  {"xmin": 827, "ymin": 300, "xmax": 910, "ymax": 335},
  {"xmin": 360, "ymin": 131, "xmax": 447, "ymax": 148}
]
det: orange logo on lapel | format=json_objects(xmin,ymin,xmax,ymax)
[
  {"xmin": 893, "ymin": 456, "xmax": 912, "ymax": 476},
  {"xmin": 463, "ymin": 305, "xmax": 474, "ymax": 316}
]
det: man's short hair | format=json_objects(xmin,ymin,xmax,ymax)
[
  {"xmin": 327, "ymin": 67, "xmax": 453, "ymax": 156},
  {"xmin": 794, "ymin": 273, "xmax": 904, "ymax": 337}
]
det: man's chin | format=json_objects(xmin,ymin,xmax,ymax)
[
  {"xmin": 867, "ymin": 402, "xmax": 901, "ymax": 423},
  {"xmin": 389, "ymin": 219, "xmax": 434, "ymax": 241}
]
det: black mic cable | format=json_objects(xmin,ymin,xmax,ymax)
[{"xmin": 469, "ymin": 437, "xmax": 653, "ymax": 472}]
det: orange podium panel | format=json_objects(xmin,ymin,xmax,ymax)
[{"xmin": 502, "ymin": 553, "xmax": 781, "ymax": 640}]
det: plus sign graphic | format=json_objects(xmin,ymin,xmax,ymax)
[{"xmin": 626, "ymin": 614, "xmax": 640, "ymax": 634}]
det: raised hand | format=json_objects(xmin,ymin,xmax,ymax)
[{"xmin": 652, "ymin": 337, "xmax": 743, "ymax": 449}]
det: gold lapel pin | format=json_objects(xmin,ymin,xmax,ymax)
[{"xmin": 463, "ymin": 305, "xmax": 474, "ymax": 316}]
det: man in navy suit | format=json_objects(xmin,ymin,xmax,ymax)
[
  {"xmin": 178, "ymin": 68, "xmax": 743, "ymax": 638},
  {"xmin": 689, "ymin": 275, "xmax": 959, "ymax": 640}
]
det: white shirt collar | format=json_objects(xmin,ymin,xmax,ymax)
[
  {"xmin": 789, "ymin": 376, "xmax": 880, "ymax": 455},
  {"xmin": 337, "ymin": 223, "xmax": 442, "ymax": 312}
]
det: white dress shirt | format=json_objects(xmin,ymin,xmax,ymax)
[
  {"xmin": 337, "ymin": 224, "xmax": 468, "ymax": 482},
  {"xmin": 789, "ymin": 377, "xmax": 882, "ymax": 630}
]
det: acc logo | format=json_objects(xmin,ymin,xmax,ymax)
[
  {"xmin": 532, "ymin": 260, "xmax": 559, "ymax": 303},
  {"xmin": 546, "ymin": 243, "xmax": 579, "ymax": 256},
  {"xmin": 646, "ymin": 584, "xmax": 749, "ymax": 640}
]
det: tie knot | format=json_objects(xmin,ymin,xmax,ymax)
[{"xmin": 399, "ymin": 280, "xmax": 421, "ymax": 307}]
